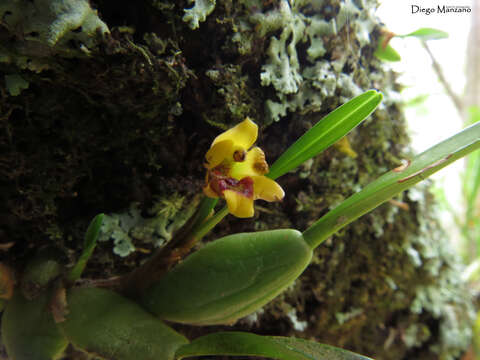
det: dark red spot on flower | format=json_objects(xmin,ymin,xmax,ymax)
[
  {"xmin": 237, "ymin": 177, "xmax": 254, "ymax": 198},
  {"xmin": 207, "ymin": 168, "xmax": 254, "ymax": 199},
  {"xmin": 233, "ymin": 150, "xmax": 247, "ymax": 162}
]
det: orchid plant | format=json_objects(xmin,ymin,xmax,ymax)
[{"xmin": 1, "ymin": 90, "xmax": 479, "ymax": 360}]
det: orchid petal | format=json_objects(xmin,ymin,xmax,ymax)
[
  {"xmin": 211, "ymin": 118, "xmax": 258, "ymax": 150},
  {"xmin": 203, "ymin": 183, "xmax": 219, "ymax": 198},
  {"xmin": 252, "ymin": 176, "xmax": 285, "ymax": 202},
  {"xmin": 230, "ymin": 147, "xmax": 268, "ymax": 180},
  {"xmin": 205, "ymin": 140, "xmax": 234, "ymax": 169},
  {"xmin": 224, "ymin": 190, "xmax": 255, "ymax": 218}
]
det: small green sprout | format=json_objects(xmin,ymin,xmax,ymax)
[
  {"xmin": 374, "ymin": 27, "xmax": 449, "ymax": 62},
  {"xmin": 67, "ymin": 213, "xmax": 104, "ymax": 283}
]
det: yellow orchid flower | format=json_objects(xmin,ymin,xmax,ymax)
[{"xmin": 203, "ymin": 118, "xmax": 285, "ymax": 218}]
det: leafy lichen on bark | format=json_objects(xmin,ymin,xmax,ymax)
[{"xmin": 0, "ymin": 0, "xmax": 473, "ymax": 359}]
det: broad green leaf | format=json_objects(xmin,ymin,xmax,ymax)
[
  {"xmin": 67, "ymin": 213, "xmax": 104, "ymax": 282},
  {"xmin": 373, "ymin": 38, "xmax": 401, "ymax": 62},
  {"xmin": 303, "ymin": 121, "xmax": 480, "ymax": 249},
  {"xmin": 175, "ymin": 332, "xmax": 373, "ymax": 360},
  {"xmin": 60, "ymin": 287, "xmax": 188, "ymax": 360},
  {"xmin": 400, "ymin": 28, "xmax": 448, "ymax": 40},
  {"xmin": 21, "ymin": 248, "xmax": 63, "ymax": 298},
  {"xmin": 140, "ymin": 230, "xmax": 311, "ymax": 325},
  {"xmin": 267, "ymin": 90, "xmax": 382, "ymax": 180},
  {"xmin": 2, "ymin": 292, "xmax": 68, "ymax": 360}
]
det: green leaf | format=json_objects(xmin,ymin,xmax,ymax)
[
  {"xmin": 67, "ymin": 213, "xmax": 104, "ymax": 282},
  {"xmin": 2, "ymin": 292, "xmax": 68, "ymax": 360},
  {"xmin": 373, "ymin": 36, "xmax": 401, "ymax": 62},
  {"xmin": 186, "ymin": 196, "xmax": 218, "ymax": 237},
  {"xmin": 463, "ymin": 107, "xmax": 480, "ymax": 256},
  {"xmin": 20, "ymin": 248, "xmax": 63, "ymax": 295},
  {"xmin": 140, "ymin": 230, "xmax": 311, "ymax": 325},
  {"xmin": 400, "ymin": 28, "xmax": 448, "ymax": 40},
  {"xmin": 175, "ymin": 332, "xmax": 373, "ymax": 360},
  {"xmin": 464, "ymin": 107, "xmax": 480, "ymax": 209},
  {"xmin": 404, "ymin": 94, "xmax": 429, "ymax": 108},
  {"xmin": 267, "ymin": 90, "xmax": 382, "ymax": 180},
  {"xmin": 302, "ymin": 121, "xmax": 480, "ymax": 249},
  {"xmin": 60, "ymin": 287, "xmax": 188, "ymax": 360}
]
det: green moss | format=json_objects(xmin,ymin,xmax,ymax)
[{"xmin": 204, "ymin": 64, "xmax": 260, "ymax": 126}]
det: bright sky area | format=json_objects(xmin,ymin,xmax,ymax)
[{"xmin": 375, "ymin": 0, "xmax": 473, "ymax": 242}]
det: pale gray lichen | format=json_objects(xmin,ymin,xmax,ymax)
[
  {"xmin": 403, "ymin": 323, "xmax": 431, "ymax": 348},
  {"xmin": 193, "ymin": 0, "xmax": 380, "ymax": 123},
  {"xmin": 287, "ymin": 309, "xmax": 308, "ymax": 331},
  {"xmin": 0, "ymin": 0, "xmax": 109, "ymax": 61},
  {"xmin": 98, "ymin": 195, "xmax": 198, "ymax": 257},
  {"xmin": 47, "ymin": 0, "xmax": 108, "ymax": 46},
  {"xmin": 241, "ymin": 308, "xmax": 265, "ymax": 326},
  {"xmin": 241, "ymin": 0, "xmax": 379, "ymax": 122},
  {"xmin": 98, "ymin": 204, "xmax": 141, "ymax": 257},
  {"xmin": 252, "ymin": 0, "xmax": 336, "ymax": 96},
  {"xmin": 183, "ymin": 0, "xmax": 216, "ymax": 29},
  {"xmin": 256, "ymin": 1, "xmax": 306, "ymax": 95},
  {"xmin": 4, "ymin": 74, "xmax": 30, "ymax": 96},
  {"xmin": 405, "ymin": 184, "xmax": 474, "ymax": 359},
  {"xmin": 0, "ymin": 49, "xmax": 51, "ymax": 73},
  {"xmin": 335, "ymin": 307, "xmax": 363, "ymax": 325}
]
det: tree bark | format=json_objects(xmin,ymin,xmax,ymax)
[{"xmin": 0, "ymin": 1, "xmax": 473, "ymax": 359}]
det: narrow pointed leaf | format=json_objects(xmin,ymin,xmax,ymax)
[
  {"xmin": 67, "ymin": 213, "xmax": 104, "ymax": 282},
  {"xmin": 463, "ymin": 107, "xmax": 480, "ymax": 212},
  {"xmin": 175, "ymin": 332, "xmax": 373, "ymax": 360},
  {"xmin": 268, "ymin": 90, "xmax": 382, "ymax": 179},
  {"xmin": 303, "ymin": 121, "xmax": 480, "ymax": 249},
  {"xmin": 400, "ymin": 28, "xmax": 448, "ymax": 40}
]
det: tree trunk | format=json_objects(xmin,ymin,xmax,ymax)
[{"xmin": 0, "ymin": 0, "xmax": 473, "ymax": 359}]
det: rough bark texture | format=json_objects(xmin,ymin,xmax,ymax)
[{"xmin": 0, "ymin": 0, "xmax": 474, "ymax": 359}]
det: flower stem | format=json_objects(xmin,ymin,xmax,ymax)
[
  {"xmin": 190, "ymin": 205, "xmax": 229, "ymax": 240},
  {"xmin": 119, "ymin": 198, "xmax": 226, "ymax": 296}
]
